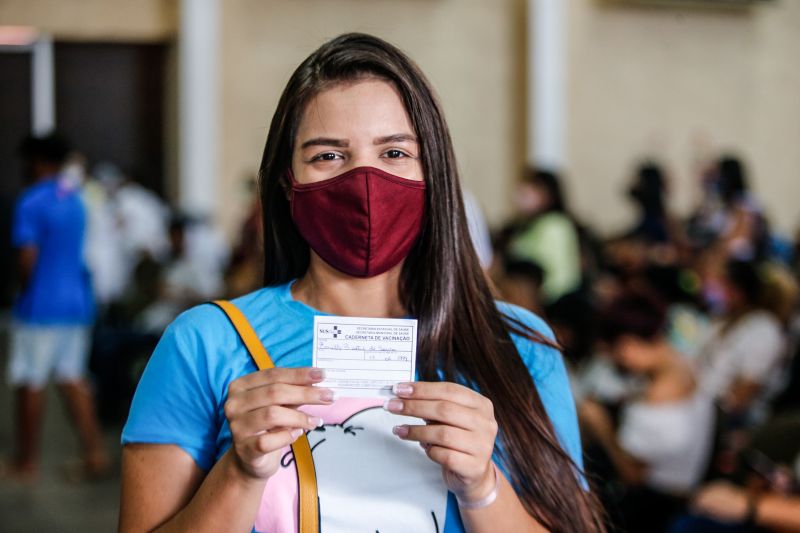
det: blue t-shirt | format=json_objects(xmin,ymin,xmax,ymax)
[
  {"xmin": 12, "ymin": 177, "xmax": 94, "ymax": 325},
  {"xmin": 122, "ymin": 281, "xmax": 583, "ymax": 533}
]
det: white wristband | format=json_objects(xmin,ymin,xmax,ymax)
[{"xmin": 456, "ymin": 463, "xmax": 499, "ymax": 510}]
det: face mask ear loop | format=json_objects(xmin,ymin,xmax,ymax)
[{"xmin": 284, "ymin": 168, "xmax": 297, "ymax": 201}]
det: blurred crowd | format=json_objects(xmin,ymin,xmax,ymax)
[
  {"xmin": 6, "ymin": 131, "xmax": 800, "ymax": 531},
  {"xmin": 491, "ymin": 160, "xmax": 800, "ymax": 532}
]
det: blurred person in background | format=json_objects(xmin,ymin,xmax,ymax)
[
  {"xmin": 4, "ymin": 133, "xmax": 108, "ymax": 481},
  {"xmin": 91, "ymin": 212, "xmax": 228, "ymax": 424},
  {"xmin": 624, "ymin": 161, "xmax": 676, "ymax": 246},
  {"xmin": 501, "ymin": 168, "xmax": 583, "ymax": 306},
  {"xmin": 692, "ymin": 157, "xmax": 770, "ymax": 316},
  {"xmin": 758, "ymin": 263, "xmax": 800, "ymax": 417},
  {"xmin": 695, "ymin": 260, "xmax": 787, "ymax": 426},
  {"xmin": 673, "ymin": 413, "xmax": 800, "ymax": 533},
  {"xmin": 81, "ymin": 160, "xmax": 129, "ymax": 309},
  {"xmin": 601, "ymin": 161, "xmax": 684, "ymax": 312},
  {"xmin": 136, "ymin": 213, "xmax": 227, "ymax": 334},
  {"xmin": 714, "ymin": 157, "xmax": 768, "ymax": 262},
  {"xmin": 580, "ymin": 292, "xmax": 715, "ymax": 532},
  {"xmin": 687, "ymin": 155, "xmax": 767, "ymax": 261},
  {"xmin": 687, "ymin": 156, "xmax": 728, "ymax": 253},
  {"xmin": 686, "ymin": 481, "xmax": 800, "ymax": 532},
  {"xmin": 644, "ymin": 265, "xmax": 709, "ymax": 361},
  {"xmin": 496, "ymin": 167, "xmax": 600, "ymax": 371},
  {"xmin": 495, "ymin": 259, "xmax": 545, "ymax": 315},
  {"xmin": 94, "ymin": 161, "xmax": 171, "ymax": 302}
]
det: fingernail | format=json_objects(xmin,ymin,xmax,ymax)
[
  {"xmin": 383, "ymin": 399, "xmax": 403, "ymax": 412},
  {"xmin": 309, "ymin": 368, "xmax": 325, "ymax": 380},
  {"xmin": 392, "ymin": 383, "xmax": 413, "ymax": 397},
  {"xmin": 290, "ymin": 428, "xmax": 303, "ymax": 440},
  {"xmin": 308, "ymin": 416, "xmax": 324, "ymax": 428},
  {"xmin": 392, "ymin": 425, "xmax": 409, "ymax": 438},
  {"xmin": 319, "ymin": 389, "xmax": 336, "ymax": 403}
]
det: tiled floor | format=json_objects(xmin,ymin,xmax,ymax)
[{"xmin": 0, "ymin": 322, "xmax": 121, "ymax": 532}]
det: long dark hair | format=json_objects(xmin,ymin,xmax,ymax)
[{"xmin": 259, "ymin": 33, "xmax": 604, "ymax": 532}]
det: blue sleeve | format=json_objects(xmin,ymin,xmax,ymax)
[
  {"xmin": 12, "ymin": 196, "xmax": 41, "ymax": 247},
  {"xmin": 121, "ymin": 310, "xmax": 222, "ymax": 471},
  {"xmin": 497, "ymin": 302, "xmax": 584, "ymax": 472}
]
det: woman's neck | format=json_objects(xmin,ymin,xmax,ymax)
[{"xmin": 292, "ymin": 254, "xmax": 406, "ymax": 318}]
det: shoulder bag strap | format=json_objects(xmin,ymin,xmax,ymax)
[{"xmin": 212, "ymin": 300, "xmax": 320, "ymax": 533}]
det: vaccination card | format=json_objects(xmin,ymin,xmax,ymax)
[{"xmin": 312, "ymin": 315, "xmax": 417, "ymax": 398}]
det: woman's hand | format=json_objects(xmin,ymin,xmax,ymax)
[
  {"xmin": 691, "ymin": 481, "xmax": 751, "ymax": 523},
  {"xmin": 224, "ymin": 367, "xmax": 334, "ymax": 480},
  {"xmin": 385, "ymin": 381, "xmax": 498, "ymax": 504}
]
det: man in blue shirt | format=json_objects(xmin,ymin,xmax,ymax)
[{"xmin": 7, "ymin": 133, "xmax": 107, "ymax": 481}]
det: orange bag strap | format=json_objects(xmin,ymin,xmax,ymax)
[{"xmin": 213, "ymin": 300, "xmax": 319, "ymax": 533}]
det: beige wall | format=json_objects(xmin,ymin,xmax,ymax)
[
  {"xmin": 567, "ymin": 0, "xmax": 800, "ymax": 236},
  {"xmin": 217, "ymin": 0, "xmax": 527, "ymax": 238},
  {"xmin": 0, "ymin": 0, "xmax": 176, "ymax": 41}
]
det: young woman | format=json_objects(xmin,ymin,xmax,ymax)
[{"xmin": 119, "ymin": 33, "xmax": 602, "ymax": 533}]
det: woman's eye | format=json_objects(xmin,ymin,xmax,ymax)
[
  {"xmin": 384, "ymin": 149, "xmax": 406, "ymax": 159},
  {"xmin": 311, "ymin": 152, "xmax": 341, "ymax": 162}
]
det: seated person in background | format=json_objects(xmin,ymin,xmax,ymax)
[
  {"xmin": 673, "ymin": 412, "xmax": 800, "ymax": 533},
  {"xmin": 624, "ymin": 161, "xmax": 679, "ymax": 247},
  {"xmin": 501, "ymin": 168, "xmax": 582, "ymax": 305},
  {"xmin": 688, "ymin": 482, "xmax": 800, "ymax": 533},
  {"xmin": 695, "ymin": 260, "xmax": 787, "ymax": 425},
  {"xmin": 580, "ymin": 292, "xmax": 715, "ymax": 532},
  {"xmin": 495, "ymin": 258, "xmax": 544, "ymax": 315}
]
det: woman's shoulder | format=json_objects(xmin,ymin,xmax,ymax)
[
  {"xmin": 496, "ymin": 301, "xmax": 555, "ymax": 338},
  {"xmin": 165, "ymin": 284, "xmax": 294, "ymax": 345},
  {"xmin": 496, "ymin": 301, "xmax": 583, "ymax": 466},
  {"xmin": 495, "ymin": 301, "xmax": 562, "ymax": 381}
]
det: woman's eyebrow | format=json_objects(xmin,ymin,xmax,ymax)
[
  {"xmin": 374, "ymin": 133, "xmax": 417, "ymax": 145},
  {"xmin": 300, "ymin": 137, "xmax": 349, "ymax": 149}
]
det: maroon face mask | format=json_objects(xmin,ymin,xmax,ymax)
[{"xmin": 289, "ymin": 166, "xmax": 426, "ymax": 278}]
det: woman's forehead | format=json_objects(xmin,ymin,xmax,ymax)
[{"xmin": 296, "ymin": 79, "xmax": 414, "ymax": 142}]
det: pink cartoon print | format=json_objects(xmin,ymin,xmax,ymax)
[{"xmin": 253, "ymin": 398, "xmax": 448, "ymax": 533}]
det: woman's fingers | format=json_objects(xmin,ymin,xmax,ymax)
[
  {"xmin": 237, "ymin": 427, "xmax": 306, "ymax": 463},
  {"xmin": 223, "ymin": 367, "xmax": 333, "ymax": 480},
  {"xmin": 388, "ymin": 382, "xmax": 499, "ymax": 498},
  {"xmin": 393, "ymin": 423, "xmax": 480, "ymax": 455},
  {"xmin": 229, "ymin": 366, "xmax": 325, "ymax": 394},
  {"xmin": 384, "ymin": 398, "xmax": 484, "ymax": 431},
  {"xmin": 229, "ymin": 383, "xmax": 334, "ymax": 414},
  {"xmin": 423, "ymin": 445, "xmax": 474, "ymax": 474},
  {"xmin": 393, "ymin": 381, "xmax": 491, "ymax": 412},
  {"xmin": 229, "ymin": 405, "xmax": 322, "ymax": 438}
]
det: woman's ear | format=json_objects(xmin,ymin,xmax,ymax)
[{"xmin": 279, "ymin": 174, "xmax": 292, "ymax": 201}]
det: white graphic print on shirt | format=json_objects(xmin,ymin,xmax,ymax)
[{"xmin": 255, "ymin": 398, "xmax": 449, "ymax": 533}]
